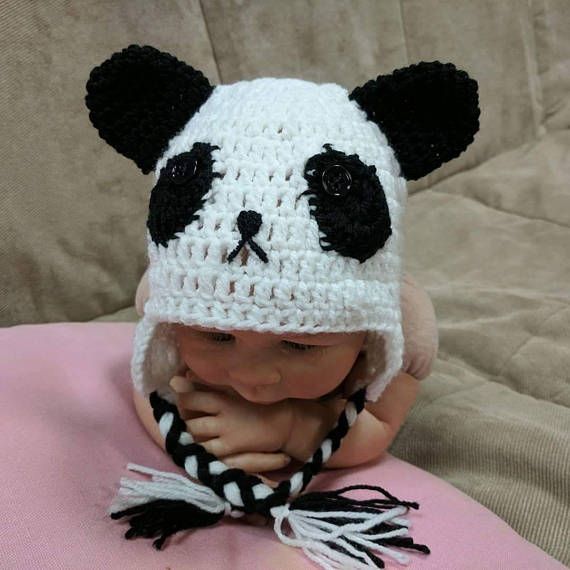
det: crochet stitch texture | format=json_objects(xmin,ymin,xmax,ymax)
[{"xmin": 132, "ymin": 73, "xmax": 408, "ymax": 403}]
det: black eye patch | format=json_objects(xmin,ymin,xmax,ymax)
[
  {"xmin": 301, "ymin": 143, "xmax": 392, "ymax": 263},
  {"xmin": 147, "ymin": 142, "xmax": 221, "ymax": 246}
]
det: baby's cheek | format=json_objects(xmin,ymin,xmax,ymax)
[
  {"xmin": 176, "ymin": 345, "xmax": 219, "ymax": 383},
  {"xmin": 297, "ymin": 348, "xmax": 368, "ymax": 401},
  {"xmin": 284, "ymin": 371, "xmax": 344, "ymax": 400}
]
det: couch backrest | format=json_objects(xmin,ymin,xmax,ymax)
[{"xmin": 1, "ymin": 0, "xmax": 568, "ymax": 325}]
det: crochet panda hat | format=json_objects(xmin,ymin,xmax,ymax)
[{"xmin": 86, "ymin": 45, "xmax": 479, "ymax": 569}]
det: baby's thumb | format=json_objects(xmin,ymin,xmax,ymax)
[{"xmin": 169, "ymin": 374, "xmax": 194, "ymax": 394}]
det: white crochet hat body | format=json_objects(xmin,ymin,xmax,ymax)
[{"xmin": 132, "ymin": 77, "xmax": 407, "ymax": 404}]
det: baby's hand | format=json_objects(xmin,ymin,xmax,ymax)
[{"xmin": 171, "ymin": 375, "xmax": 294, "ymax": 475}]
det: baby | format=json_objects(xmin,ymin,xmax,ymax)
[{"xmin": 133, "ymin": 269, "xmax": 439, "ymax": 479}]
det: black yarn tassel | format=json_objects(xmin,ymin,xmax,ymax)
[
  {"xmin": 110, "ymin": 498, "xmax": 224, "ymax": 550},
  {"xmin": 288, "ymin": 484, "xmax": 431, "ymax": 568}
]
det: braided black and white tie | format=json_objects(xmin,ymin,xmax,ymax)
[{"xmin": 109, "ymin": 387, "xmax": 430, "ymax": 569}]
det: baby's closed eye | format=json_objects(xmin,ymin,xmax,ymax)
[{"xmin": 203, "ymin": 331, "xmax": 324, "ymax": 353}]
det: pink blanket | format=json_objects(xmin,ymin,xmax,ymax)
[{"xmin": 1, "ymin": 322, "xmax": 565, "ymax": 569}]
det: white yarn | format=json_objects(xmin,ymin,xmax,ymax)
[
  {"xmin": 154, "ymin": 400, "xmax": 277, "ymax": 505},
  {"xmin": 271, "ymin": 502, "xmax": 414, "ymax": 569},
  {"xmin": 150, "ymin": 391, "xmax": 355, "ymax": 508},
  {"xmin": 147, "ymin": 394, "xmax": 415, "ymax": 568},
  {"xmin": 131, "ymin": 76, "xmax": 407, "ymax": 403},
  {"xmin": 107, "ymin": 462, "xmax": 240, "ymax": 517},
  {"xmin": 109, "ymin": 462, "xmax": 416, "ymax": 569}
]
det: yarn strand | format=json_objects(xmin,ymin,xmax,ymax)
[{"xmin": 108, "ymin": 389, "xmax": 430, "ymax": 568}]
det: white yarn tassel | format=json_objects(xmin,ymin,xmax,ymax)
[
  {"xmin": 108, "ymin": 462, "xmax": 243, "ymax": 519},
  {"xmin": 109, "ymin": 464, "xmax": 429, "ymax": 568},
  {"xmin": 271, "ymin": 503, "xmax": 414, "ymax": 569}
]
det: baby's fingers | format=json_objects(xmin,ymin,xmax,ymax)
[
  {"xmin": 186, "ymin": 416, "xmax": 220, "ymax": 440},
  {"xmin": 223, "ymin": 452, "xmax": 291, "ymax": 475},
  {"xmin": 178, "ymin": 390, "xmax": 225, "ymax": 414}
]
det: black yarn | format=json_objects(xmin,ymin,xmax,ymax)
[
  {"xmin": 301, "ymin": 143, "xmax": 392, "ymax": 263},
  {"xmin": 135, "ymin": 389, "xmax": 368, "ymax": 519},
  {"xmin": 290, "ymin": 485, "xmax": 430, "ymax": 567},
  {"xmin": 110, "ymin": 498, "xmax": 224, "ymax": 550},
  {"xmin": 349, "ymin": 61, "xmax": 480, "ymax": 181},
  {"xmin": 149, "ymin": 391, "xmax": 274, "ymax": 513},
  {"xmin": 147, "ymin": 142, "xmax": 222, "ymax": 246},
  {"xmin": 85, "ymin": 44, "xmax": 214, "ymax": 174},
  {"xmin": 227, "ymin": 210, "xmax": 269, "ymax": 263},
  {"xmin": 111, "ymin": 388, "xmax": 430, "ymax": 566}
]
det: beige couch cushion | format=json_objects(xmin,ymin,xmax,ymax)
[
  {"xmin": 4, "ymin": 0, "xmax": 569, "ymax": 326},
  {"xmin": 393, "ymin": 129, "xmax": 570, "ymax": 564},
  {"xmin": 0, "ymin": 1, "xmax": 219, "ymax": 325}
]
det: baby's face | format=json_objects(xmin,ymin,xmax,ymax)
[{"xmin": 173, "ymin": 324, "xmax": 367, "ymax": 405}]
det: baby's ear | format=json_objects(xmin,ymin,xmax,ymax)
[
  {"xmin": 135, "ymin": 268, "xmax": 149, "ymax": 317},
  {"xmin": 349, "ymin": 61, "xmax": 480, "ymax": 180}
]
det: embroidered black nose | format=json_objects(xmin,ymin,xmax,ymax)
[
  {"xmin": 237, "ymin": 210, "xmax": 262, "ymax": 239},
  {"xmin": 227, "ymin": 210, "xmax": 268, "ymax": 263}
]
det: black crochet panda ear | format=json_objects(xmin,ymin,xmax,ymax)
[
  {"xmin": 85, "ymin": 44, "xmax": 214, "ymax": 175},
  {"xmin": 349, "ymin": 61, "xmax": 480, "ymax": 181}
]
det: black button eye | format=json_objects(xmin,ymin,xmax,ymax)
[
  {"xmin": 301, "ymin": 143, "xmax": 392, "ymax": 263},
  {"xmin": 321, "ymin": 164, "xmax": 352, "ymax": 197},
  {"xmin": 148, "ymin": 142, "xmax": 220, "ymax": 246},
  {"xmin": 164, "ymin": 153, "xmax": 198, "ymax": 185}
]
